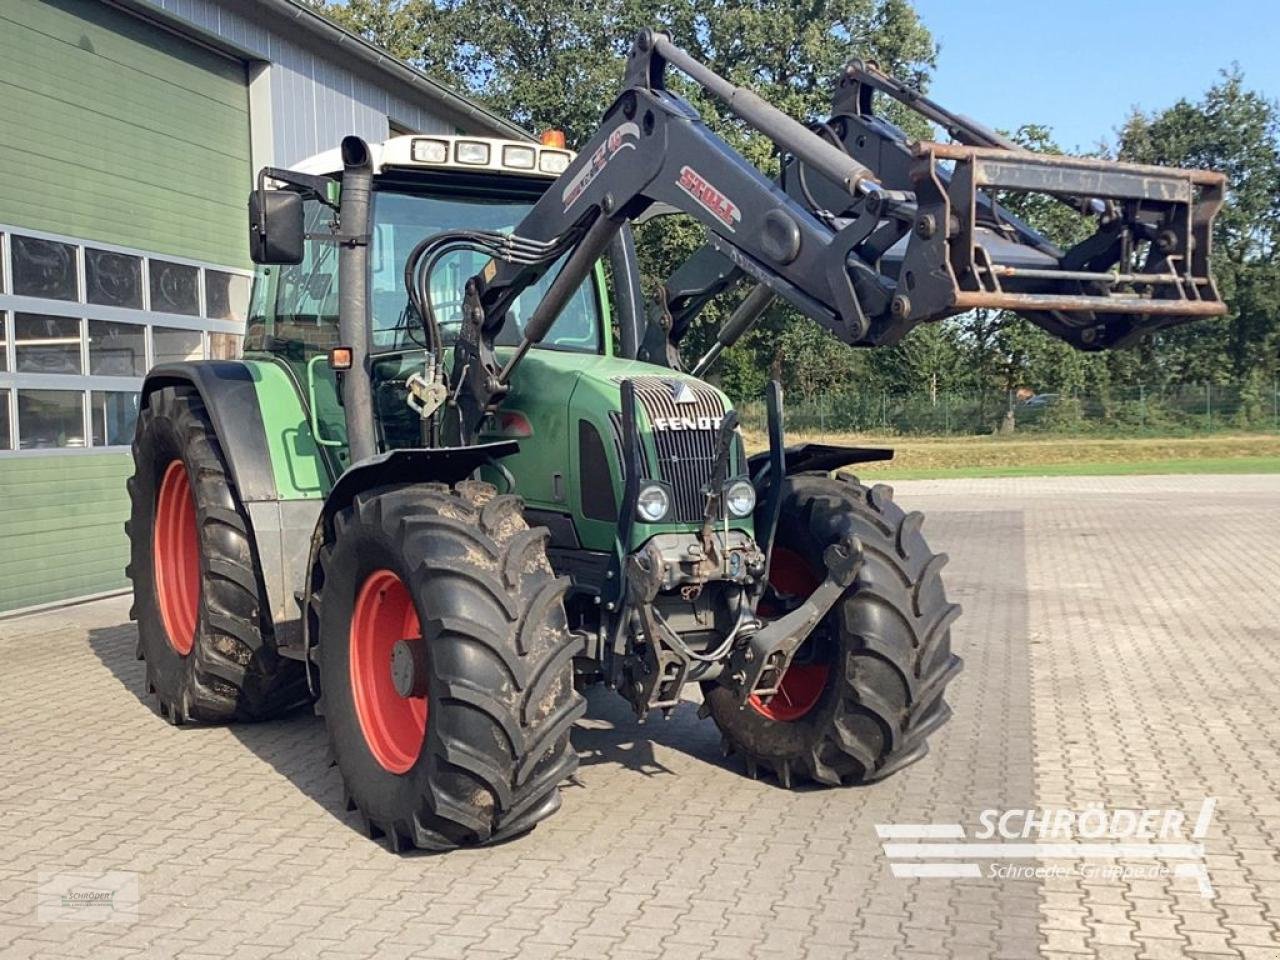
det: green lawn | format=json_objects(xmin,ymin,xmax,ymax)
[
  {"xmin": 741, "ymin": 430, "xmax": 1280, "ymax": 481},
  {"xmin": 862, "ymin": 456, "xmax": 1280, "ymax": 481}
]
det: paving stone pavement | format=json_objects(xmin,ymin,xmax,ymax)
[{"xmin": 0, "ymin": 474, "xmax": 1277, "ymax": 960}]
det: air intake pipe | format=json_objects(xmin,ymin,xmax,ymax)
[{"xmin": 338, "ymin": 136, "xmax": 377, "ymax": 464}]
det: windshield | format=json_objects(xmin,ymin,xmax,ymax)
[{"xmin": 370, "ymin": 188, "xmax": 603, "ymax": 354}]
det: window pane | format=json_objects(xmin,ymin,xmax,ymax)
[
  {"xmin": 15, "ymin": 314, "xmax": 82, "ymax": 375},
  {"xmin": 91, "ymin": 391, "xmax": 140, "ymax": 446},
  {"xmin": 0, "ymin": 232, "xmax": 6, "ymax": 293},
  {"xmin": 17, "ymin": 390, "xmax": 85, "ymax": 449},
  {"xmin": 153, "ymin": 327, "xmax": 203, "ymax": 366},
  {"xmin": 86, "ymin": 248, "xmax": 144, "ymax": 309},
  {"xmin": 11, "ymin": 235, "xmax": 78, "ymax": 301},
  {"xmin": 149, "ymin": 260, "xmax": 200, "ymax": 315},
  {"xmin": 88, "ymin": 319, "xmax": 146, "ymax": 376},
  {"xmin": 0, "ymin": 391, "xmax": 10, "ymax": 451},
  {"xmin": 209, "ymin": 333, "xmax": 242, "ymax": 360},
  {"xmin": 0, "ymin": 313, "xmax": 7, "ymax": 373},
  {"xmin": 205, "ymin": 270, "xmax": 250, "ymax": 321}
]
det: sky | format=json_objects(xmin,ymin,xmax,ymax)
[{"xmin": 911, "ymin": 0, "xmax": 1280, "ymax": 152}]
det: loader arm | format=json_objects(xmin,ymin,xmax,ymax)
[
  {"xmin": 647, "ymin": 56, "xmax": 1227, "ymax": 370},
  {"xmin": 436, "ymin": 29, "xmax": 916, "ymax": 441},
  {"xmin": 428, "ymin": 30, "xmax": 1225, "ymax": 442}
]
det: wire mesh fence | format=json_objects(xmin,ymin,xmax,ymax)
[{"xmin": 736, "ymin": 381, "xmax": 1280, "ymax": 438}]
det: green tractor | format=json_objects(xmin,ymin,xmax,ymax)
[{"xmin": 127, "ymin": 32, "xmax": 1224, "ymax": 850}]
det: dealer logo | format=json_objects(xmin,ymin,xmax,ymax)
[{"xmin": 876, "ymin": 798, "xmax": 1219, "ymax": 897}]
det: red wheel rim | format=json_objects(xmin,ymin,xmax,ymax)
[
  {"xmin": 350, "ymin": 570, "xmax": 427, "ymax": 774},
  {"xmin": 153, "ymin": 460, "xmax": 200, "ymax": 656},
  {"xmin": 750, "ymin": 547, "xmax": 830, "ymax": 722}
]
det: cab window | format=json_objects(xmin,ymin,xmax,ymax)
[{"xmin": 370, "ymin": 189, "xmax": 603, "ymax": 355}]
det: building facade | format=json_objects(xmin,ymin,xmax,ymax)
[{"xmin": 0, "ymin": 0, "xmax": 523, "ymax": 613}]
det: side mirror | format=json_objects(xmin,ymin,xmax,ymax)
[{"xmin": 248, "ymin": 189, "xmax": 304, "ymax": 265}]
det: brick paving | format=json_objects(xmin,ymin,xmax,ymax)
[{"xmin": 0, "ymin": 474, "xmax": 1277, "ymax": 959}]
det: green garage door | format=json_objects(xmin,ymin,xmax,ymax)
[
  {"xmin": 0, "ymin": 0, "xmax": 250, "ymax": 613},
  {"xmin": 0, "ymin": 0, "xmax": 250, "ymax": 264}
]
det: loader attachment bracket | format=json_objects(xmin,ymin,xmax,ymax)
[
  {"xmin": 898, "ymin": 142, "xmax": 1227, "ymax": 350},
  {"xmin": 723, "ymin": 536, "xmax": 863, "ymax": 707}
]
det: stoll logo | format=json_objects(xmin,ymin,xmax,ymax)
[
  {"xmin": 676, "ymin": 166, "xmax": 741, "ymax": 231},
  {"xmin": 876, "ymin": 798, "xmax": 1219, "ymax": 897}
]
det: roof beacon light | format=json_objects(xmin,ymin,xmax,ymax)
[{"xmin": 539, "ymin": 129, "xmax": 567, "ymax": 149}]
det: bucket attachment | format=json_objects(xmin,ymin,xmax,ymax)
[{"xmin": 895, "ymin": 143, "xmax": 1227, "ymax": 349}]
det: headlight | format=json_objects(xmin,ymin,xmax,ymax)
[
  {"xmin": 636, "ymin": 483, "xmax": 670, "ymax": 523},
  {"xmin": 725, "ymin": 479, "xmax": 756, "ymax": 518}
]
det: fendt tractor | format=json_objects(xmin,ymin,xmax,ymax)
[{"xmin": 127, "ymin": 31, "xmax": 1224, "ymax": 850}]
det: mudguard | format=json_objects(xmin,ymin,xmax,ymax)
[
  {"xmin": 318, "ymin": 443, "xmax": 520, "ymax": 527},
  {"xmin": 748, "ymin": 441, "xmax": 893, "ymax": 483},
  {"xmin": 142, "ymin": 362, "xmax": 281, "ymax": 503}
]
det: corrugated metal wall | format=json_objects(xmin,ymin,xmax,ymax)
[{"xmin": 144, "ymin": 0, "xmax": 457, "ymax": 167}]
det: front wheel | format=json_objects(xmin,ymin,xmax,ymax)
[
  {"xmin": 315, "ymin": 481, "xmax": 584, "ymax": 851},
  {"xmin": 703, "ymin": 473, "xmax": 962, "ymax": 787}
]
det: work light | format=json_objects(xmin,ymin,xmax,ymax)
[
  {"xmin": 455, "ymin": 141, "xmax": 491, "ymax": 165},
  {"xmin": 410, "ymin": 138, "xmax": 448, "ymax": 163}
]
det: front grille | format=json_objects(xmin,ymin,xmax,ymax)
[{"xmin": 623, "ymin": 376, "xmax": 728, "ymax": 523}]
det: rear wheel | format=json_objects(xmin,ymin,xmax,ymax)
[
  {"xmin": 704, "ymin": 473, "xmax": 962, "ymax": 787},
  {"xmin": 127, "ymin": 385, "xmax": 309, "ymax": 723},
  {"xmin": 315, "ymin": 481, "xmax": 584, "ymax": 851}
]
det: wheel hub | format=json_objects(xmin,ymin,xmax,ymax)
[{"xmin": 390, "ymin": 639, "xmax": 429, "ymax": 699}]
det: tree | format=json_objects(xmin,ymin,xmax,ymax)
[
  {"xmin": 1118, "ymin": 69, "xmax": 1280, "ymax": 386},
  {"xmin": 309, "ymin": 0, "xmax": 937, "ymax": 401}
]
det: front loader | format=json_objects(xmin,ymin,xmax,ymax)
[{"xmin": 126, "ymin": 30, "xmax": 1225, "ymax": 851}]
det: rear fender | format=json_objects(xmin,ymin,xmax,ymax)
[{"xmin": 142, "ymin": 361, "xmax": 328, "ymax": 645}]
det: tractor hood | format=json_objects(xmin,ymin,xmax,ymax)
[{"xmin": 481, "ymin": 350, "xmax": 746, "ymax": 553}]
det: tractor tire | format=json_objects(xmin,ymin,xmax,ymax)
[
  {"xmin": 314, "ymin": 480, "xmax": 584, "ymax": 851},
  {"xmin": 703, "ymin": 472, "xmax": 962, "ymax": 787},
  {"xmin": 126, "ymin": 385, "xmax": 309, "ymax": 724}
]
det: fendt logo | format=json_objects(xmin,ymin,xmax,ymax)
[
  {"xmin": 676, "ymin": 165, "xmax": 741, "ymax": 231},
  {"xmin": 652, "ymin": 415, "xmax": 724, "ymax": 431}
]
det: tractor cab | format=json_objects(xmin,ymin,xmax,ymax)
[{"xmin": 243, "ymin": 133, "xmax": 610, "ymax": 469}]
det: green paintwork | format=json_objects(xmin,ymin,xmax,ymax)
[
  {"xmin": 0, "ymin": 0, "xmax": 250, "ymax": 264},
  {"xmin": 244, "ymin": 359, "xmax": 331, "ymax": 500},
  {"xmin": 482, "ymin": 350, "xmax": 750, "ymax": 553},
  {"xmin": 0, "ymin": 452, "xmax": 132, "ymax": 612}
]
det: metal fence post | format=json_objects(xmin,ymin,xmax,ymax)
[
  {"xmin": 1139, "ymin": 384, "xmax": 1145, "ymax": 431},
  {"xmin": 1206, "ymin": 382, "xmax": 1212, "ymax": 432}
]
